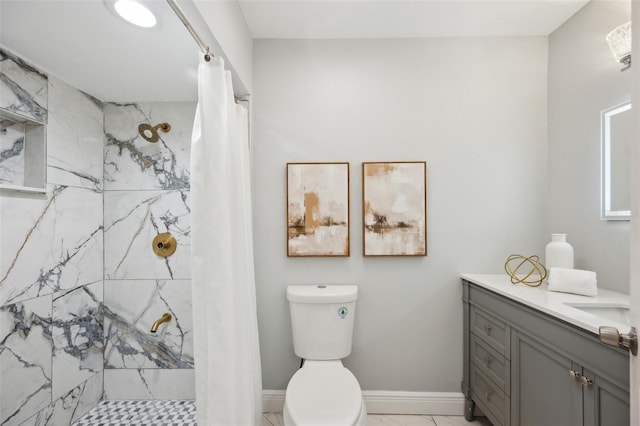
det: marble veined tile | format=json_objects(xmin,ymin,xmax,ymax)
[
  {"xmin": 47, "ymin": 76, "xmax": 103, "ymax": 190},
  {"xmin": 104, "ymin": 279, "xmax": 193, "ymax": 369},
  {"xmin": 0, "ymin": 118, "xmax": 25, "ymax": 186},
  {"xmin": 104, "ymin": 102, "xmax": 195, "ymax": 190},
  {"xmin": 432, "ymin": 416, "xmax": 491, "ymax": 426},
  {"xmin": 0, "ymin": 48, "xmax": 48, "ymax": 123},
  {"xmin": 262, "ymin": 412, "xmax": 285, "ymax": 426},
  {"xmin": 103, "ymin": 368, "xmax": 195, "ymax": 400},
  {"xmin": 0, "ymin": 295, "xmax": 52, "ymax": 426},
  {"xmin": 52, "ymin": 281, "xmax": 104, "ymax": 400},
  {"xmin": 364, "ymin": 416, "xmax": 490, "ymax": 426},
  {"xmin": 104, "ymin": 190, "xmax": 191, "ymax": 280},
  {"xmin": 0, "ymin": 185, "xmax": 103, "ymax": 306},
  {"xmin": 366, "ymin": 415, "xmax": 436, "ymax": 426},
  {"xmin": 23, "ymin": 372, "xmax": 103, "ymax": 426}
]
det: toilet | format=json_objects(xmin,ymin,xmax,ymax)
[{"xmin": 283, "ymin": 285, "xmax": 366, "ymax": 426}]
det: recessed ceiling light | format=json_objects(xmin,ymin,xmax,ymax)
[{"xmin": 113, "ymin": 0, "xmax": 157, "ymax": 28}]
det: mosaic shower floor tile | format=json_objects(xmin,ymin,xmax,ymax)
[{"xmin": 72, "ymin": 400, "xmax": 196, "ymax": 426}]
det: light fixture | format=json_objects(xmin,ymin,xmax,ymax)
[
  {"xmin": 113, "ymin": 0, "xmax": 157, "ymax": 28},
  {"xmin": 606, "ymin": 22, "xmax": 631, "ymax": 71}
]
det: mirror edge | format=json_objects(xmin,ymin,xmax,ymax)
[{"xmin": 601, "ymin": 100, "xmax": 632, "ymax": 221}]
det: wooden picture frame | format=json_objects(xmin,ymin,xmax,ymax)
[
  {"xmin": 286, "ymin": 162, "xmax": 350, "ymax": 257},
  {"xmin": 362, "ymin": 161, "xmax": 427, "ymax": 256}
]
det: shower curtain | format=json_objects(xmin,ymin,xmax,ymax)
[{"xmin": 191, "ymin": 55, "xmax": 262, "ymax": 425}]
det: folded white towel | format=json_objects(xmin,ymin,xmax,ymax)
[{"xmin": 547, "ymin": 267, "xmax": 598, "ymax": 296}]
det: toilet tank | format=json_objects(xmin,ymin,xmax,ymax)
[{"xmin": 287, "ymin": 285, "xmax": 358, "ymax": 360}]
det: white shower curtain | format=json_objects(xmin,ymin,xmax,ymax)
[{"xmin": 191, "ymin": 55, "xmax": 262, "ymax": 425}]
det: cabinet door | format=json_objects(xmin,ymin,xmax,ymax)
[
  {"xmin": 512, "ymin": 331, "xmax": 582, "ymax": 426},
  {"xmin": 582, "ymin": 368, "xmax": 630, "ymax": 426}
]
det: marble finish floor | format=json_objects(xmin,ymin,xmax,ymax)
[
  {"xmin": 265, "ymin": 412, "xmax": 492, "ymax": 426},
  {"xmin": 73, "ymin": 400, "xmax": 492, "ymax": 426}
]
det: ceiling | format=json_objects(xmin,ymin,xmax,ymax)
[
  {"xmin": 238, "ymin": 0, "xmax": 590, "ymax": 39},
  {"xmin": 0, "ymin": 0, "xmax": 589, "ymax": 102}
]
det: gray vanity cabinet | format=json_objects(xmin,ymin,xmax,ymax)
[
  {"xmin": 462, "ymin": 279, "xmax": 629, "ymax": 426},
  {"xmin": 512, "ymin": 331, "xmax": 583, "ymax": 425},
  {"xmin": 581, "ymin": 367, "xmax": 630, "ymax": 426}
]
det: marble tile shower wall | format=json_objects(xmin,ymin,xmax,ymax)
[
  {"xmin": 0, "ymin": 48, "xmax": 104, "ymax": 425},
  {"xmin": 0, "ymin": 49, "xmax": 47, "ymax": 186},
  {"xmin": 1, "ymin": 47, "xmax": 196, "ymax": 425},
  {"xmin": 102, "ymin": 102, "xmax": 195, "ymax": 400}
]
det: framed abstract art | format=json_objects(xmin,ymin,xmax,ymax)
[
  {"xmin": 362, "ymin": 161, "xmax": 426, "ymax": 256},
  {"xmin": 286, "ymin": 162, "xmax": 350, "ymax": 257}
]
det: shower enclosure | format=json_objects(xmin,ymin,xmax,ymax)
[{"xmin": 0, "ymin": 46, "xmax": 197, "ymax": 425}]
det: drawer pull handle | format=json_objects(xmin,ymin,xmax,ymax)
[
  {"xmin": 579, "ymin": 376, "xmax": 593, "ymax": 388},
  {"xmin": 484, "ymin": 324, "xmax": 492, "ymax": 333},
  {"xmin": 483, "ymin": 356, "xmax": 492, "ymax": 366},
  {"xmin": 484, "ymin": 389, "xmax": 493, "ymax": 400},
  {"xmin": 568, "ymin": 369, "xmax": 581, "ymax": 380}
]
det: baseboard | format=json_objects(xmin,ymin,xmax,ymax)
[
  {"xmin": 262, "ymin": 390, "xmax": 465, "ymax": 415},
  {"xmin": 361, "ymin": 391, "xmax": 465, "ymax": 415},
  {"xmin": 262, "ymin": 390, "xmax": 286, "ymax": 413}
]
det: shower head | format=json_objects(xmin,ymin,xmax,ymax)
[{"xmin": 138, "ymin": 122, "xmax": 171, "ymax": 143}]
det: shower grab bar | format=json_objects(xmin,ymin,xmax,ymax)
[{"xmin": 165, "ymin": 0, "xmax": 212, "ymax": 61}]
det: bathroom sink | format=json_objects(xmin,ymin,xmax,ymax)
[{"xmin": 564, "ymin": 303, "xmax": 630, "ymax": 325}]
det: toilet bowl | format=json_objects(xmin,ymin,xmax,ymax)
[
  {"xmin": 284, "ymin": 285, "xmax": 366, "ymax": 426},
  {"xmin": 283, "ymin": 361, "xmax": 366, "ymax": 426}
]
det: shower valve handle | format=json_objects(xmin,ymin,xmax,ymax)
[{"xmin": 152, "ymin": 233, "xmax": 177, "ymax": 257}]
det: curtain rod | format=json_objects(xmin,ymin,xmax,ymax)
[{"xmin": 165, "ymin": 0, "xmax": 212, "ymax": 62}]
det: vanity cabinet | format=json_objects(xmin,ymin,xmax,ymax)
[{"xmin": 462, "ymin": 279, "xmax": 629, "ymax": 426}]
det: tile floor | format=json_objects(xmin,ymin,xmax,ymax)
[
  {"xmin": 264, "ymin": 412, "xmax": 492, "ymax": 426},
  {"xmin": 72, "ymin": 400, "xmax": 196, "ymax": 425},
  {"xmin": 73, "ymin": 400, "xmax": 492, "ymax": 426}
]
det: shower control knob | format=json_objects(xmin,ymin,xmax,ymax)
[{"xmin": 152, "ymin": 233, "xmax": 177, "ymax": 257}]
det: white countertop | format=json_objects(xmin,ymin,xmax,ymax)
[{"xmin": 461, "ymin": 274, "xmax": 631, "ymax": 335}]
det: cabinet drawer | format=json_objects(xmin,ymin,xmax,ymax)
[
  {"xmin": 471, "ymin": 333, "xmax": 509, "ymax": 395},
  {"xmin": 471, "ymin": 367, "xmax": 510, "ymax": 426},
  {"xmin": 470, "ymin": 305, "xmax": 510, "ymax": 358}
]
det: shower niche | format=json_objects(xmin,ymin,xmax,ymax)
[{"xmin": 0, "ymin": 108, "xmax": 46, "ymax": 193}]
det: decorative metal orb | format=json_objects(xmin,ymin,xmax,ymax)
[{"xmin": 504, "ymin": 254, "xmax": 547, "ymax": 287}]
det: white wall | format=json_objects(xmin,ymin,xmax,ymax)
[
  {"xmin": 252, "ymin": 38, "xmax": 548, "ymax": 391},
  {"xmin": 193, "ymin": 0, "xmax": 253, "ymax": 93},
  {"xmin": 547, "ymin": 0, "xmax": 631, "ymax": 294}
]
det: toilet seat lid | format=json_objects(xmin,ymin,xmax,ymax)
[{"xmin": 286, "ymin": 361, "xmax": 362, "ymax": 426}]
